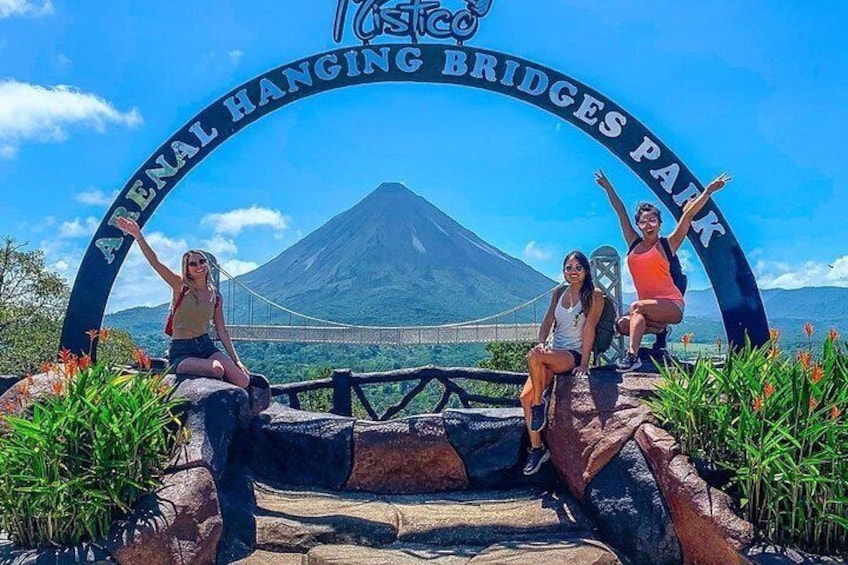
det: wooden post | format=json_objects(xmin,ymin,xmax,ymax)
[{"xmin": 331, "ymin": 369, "xmax": 353, "ymax": 417}]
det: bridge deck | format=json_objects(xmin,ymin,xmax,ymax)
[{"xmin": 223, "ymin": 324, "xmax": 540, "ymax": 345}]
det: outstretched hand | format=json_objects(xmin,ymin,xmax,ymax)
[
  {"xmin": 572, "ymin": 364, "xmax": 590, "ymax": 377},
  {"xmin": 705, "ymin": 172, "xmax": 732, "ymax": 194},
  {"xmin": 114, "ymin": 216, "xmax": 142, "ymax": 239},
  {"xmin": 594, "ymin": 169, "xmax": 613, "ymax": 192}
]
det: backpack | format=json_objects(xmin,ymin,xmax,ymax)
[
  {"xmin": 628, "ymin": 236, "xmax": 688, "ymax": 295},
  {"xmin": 553, "ymin": 286, "xmax": 617, "ymax": 355}
]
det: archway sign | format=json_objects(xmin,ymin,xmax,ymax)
[{"xmin": 61, "ymin": 0, "xmax": 769, "ymax": 356}]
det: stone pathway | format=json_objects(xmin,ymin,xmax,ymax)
[{"xmin": 225, "ymin": 480, "xmax": 624, "ymax": 564}]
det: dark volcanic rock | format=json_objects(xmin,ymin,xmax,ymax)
[
  {"xmin": 249, "ymin": 404, "xmax": 354, "ymax": 490},
  {"xmin": 165, "ymin": 375, "xmax": 250, "ymax": 480},
  {"xmin": 345, "ymin": 414, "xmax": 468, "ymax": 494},
  {"xmin": 582, "ymin": 439, "xmax": 681, "ymax": 565},
  {"xmin": 443, "ymin": 408, "xmax": 527, "ymax": 489},
  {"xmin": 0, "ymin": 375, "xmax": 19, "ymax": 397},
  {"xmin": 106, "ymin": 467, "xmax": 222, "ymax": 565}
]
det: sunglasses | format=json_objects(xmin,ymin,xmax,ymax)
[
  {"xmin": 564, "ymin": 264, "xmax": 584, "ymax": 273},
  {"xmin": 188, "ymin": 258, "xmax": 207, "ymax": 268},
  {"xmin": 638, "ymin": 216, "xmax": 660, "ymax": 227}
]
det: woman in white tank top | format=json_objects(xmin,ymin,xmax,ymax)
[{"xmin": 520, "ymin": 251, "xmax": 605, "ymax": 476}]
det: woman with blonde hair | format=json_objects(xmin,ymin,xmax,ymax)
[{"xmin": 115, "ymin": 217, "xmax": 250, "ymax": 388}]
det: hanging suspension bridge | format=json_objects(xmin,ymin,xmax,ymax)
[{"xmin": 210, "ymin": 246, "xmax": 624, "ymax": 356}]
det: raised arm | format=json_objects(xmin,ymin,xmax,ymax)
[
  {"xmin": 114, "ymin": 217, "xmax": 182, "ymax": 291},
  {"xmin": 595, "ymin": 169, "xmax": 639, "ymax": 247},
  {"xmin": 576, "ymin": 288, "xmax": 605, "ymax": 376},
  {"xmin": 667, "ymin": 173, "xmax": 731, "ymax": 253}
]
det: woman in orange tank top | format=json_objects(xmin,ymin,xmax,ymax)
[{"xmin": 595, "ymin": 170, "xmax": 731, "ymax": 372}]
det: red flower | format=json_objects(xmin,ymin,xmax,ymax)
[
  {"xmin": 79, "ymin": 354, "xmax": 92, "ymax": 371},
  {"xmin": 99, "ymin": 328, "xmax": 110, "ymax": 342},
  {"xmin": 681, "ymin": 333, "xmax": 693, "ymax": 351},
  {"xmin": 133, "ymin": 348, "xmax": 151, "ymax": 371},
  {"xmin": 769, "ymin": 328, "xmax": 781, "ymax": 342},
  {"xmin": 829, "ymin": 328, "xmax": 839, "ymax": 342},
  {"xmin": 768, "ymin": 347, "xmax": 779, "ymax": 360},
  {"xmin": 764, "ymin": 382, "xmax": 775, "ymax": 399},
  {"xmin": 811, "ymin": 364, "xmax": 824, "ymax": 384},
  {"xmin": 832, "ymin": 406, "xmax": 842, "ymax": 420},
  {"xmin": 810, "ymin": 397, "xmax": 819, "ymax": 411},
  {"xmin": 798, "ymin": 351, "xmax": 812, "ymax": 371},
  {"xmin": 752, "ymin": 397, "xmax": 764, "ymax": 412},
  {"xmin": 51, "ymin": 380, "xmax": 64, "ymax": 396},
  {"xmin": 86, "ymin": 329, "xmax": 99, "ymax": 342},
  {"xmin": 804, "ymin": 323, "xmax": 814, "ymax": 339},
  {"xmin": 59, "ymin": 348, "xmax": 73, "ymax": 365}
]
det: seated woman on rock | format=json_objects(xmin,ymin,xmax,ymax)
[
  {"xmin": 115, "ymin": 217, "xmax": 250, "ymax": 388},
  {"xmin": 594, "ymin": 169, "xmax": 730, "ymax": 372},
  {"xmin": 520, "ymin": 250, "xmax": 605, "ymax": 476}
]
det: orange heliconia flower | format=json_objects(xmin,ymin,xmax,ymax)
[
  {"xmin": 764, "ymin": 382, "xmax": 775, "ymax": 399},
  {"xmin": 40, "ymin": 362, "xmax": 52, "ymax": 374},
  {"xmin": 768, "ymin": 347, "xmax": 779, "ymax": 360},
  {"xmin": 752, "ymin": 397, "xmax": 764, "ymax": 412},
  {"xmin": 832, "ymin": 406, "xmax": 842, "ymax": 420},
  {"xmin": 681, "ymin": 333, "xmax": 693, "ymax": 350},
  {"xmin": 804, "ymin": 323, "xmax": 814, "ymax": 339},
  {"xmin": 78, "ymin": 354, "xmax": 92, "ymax": 371},
  {"xmin": 829, "ymin": 328, "xmax": 839, "ymax": 342},
  {"xmin": 133, "ymin": 348, "xmax": 151, "ymax": 371},
  {"xmin": 797, "ymin": 351, "xmax": 812, "ymax": 370},
  {"xmin": 86, "ymin": 329, "xmax": 99, "ymax": 342},
  {"xmin": 769, "ymin": 328, "xmax": 781, "ymax": 342},
  {"xmin": 809, "ymin": 397, "xmax": 819, "ymax": 411},
  {"xmin": 811, "ymin": 364, "xmax": 824, "ymax": 384},
  {"xmin": 51, "ymin": 380, "xmax": 64, "ymax": 396},
  {"xmin": 59, "ymin": 348, "xmax": 73, "ymax": 365},
  {"xmin": 99, "ymin": 328, "xmax": 110, "ymax": 342}
]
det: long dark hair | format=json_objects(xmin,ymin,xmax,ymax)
[{"xmin": 564, "ymin": 250, "xmax": 594, "ymax": 314}]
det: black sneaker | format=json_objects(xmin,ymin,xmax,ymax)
[
  {"xmin": 616, "ymin": 352, "xmax": 642, "ymax": 373},
  {"xmin": 530, "ymin": 402, "xmax": 547, "ymax": 432},
  {"xmin": 652, "ymin": 328, "xmax": 668, "ymax": 351},
  {"xmin": 523, "ymin": 446, "xmax": 551, "ymax": 475}
]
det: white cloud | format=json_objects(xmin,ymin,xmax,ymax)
[
  {"xmin": 221, "ymin": 259, "xmax": 258, "ymax": 277},
  {"xmin": 201, "ymin": 234, "xmax": 238, "ymax": 257},
  {"xmin": 0, "ymin": 0, "xmax": 53, "ymax": 18},
  {"xmin": 0, "ymin": 79, "xmax": 142, "ymax": 157},
  {"xmin": 201, "ymin": 206, "xmax": 290, "ymax": 236},
  {"xmin": 59, "ymin": 216, "xmax": 98, "ymax": 238},
  {"xmin": 755, "ymin": 256, "xmax": 848, "ymax": 289},
  {"xmin": 524, "ymin": 240, "xmax": 553, "ymax": 261},
  {"xmin": 228, "ymin": 49, "xmax": 244, "ymax": 63},
  {"xmin": 75, "ymin": 188, "xmax": 117, "ymax": 206}
]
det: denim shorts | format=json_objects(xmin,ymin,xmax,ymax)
[{"xmin": 168, "ymin": 333, "xmax": 220, "ymax": 371}]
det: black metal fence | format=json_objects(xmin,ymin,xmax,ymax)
[{"xmin": 270, "ymin": 366, "xmax": 528, "ymax": 421}]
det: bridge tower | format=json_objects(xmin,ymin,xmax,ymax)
[{"xmin": 590, "ymin": 245, "xmax": 624, "ymax": 365}]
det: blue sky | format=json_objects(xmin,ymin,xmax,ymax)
[{"xmin": 1, "ymin": 0, "xmax": 846, "ymax": 314}]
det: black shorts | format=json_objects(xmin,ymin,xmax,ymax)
[
  {"xmin": 168, "ymin": 334, "xmax": 220, "ymax": 371},
  {"xmin": 568, "ymin": 349, "xmax": 583, "ymax": 367}
]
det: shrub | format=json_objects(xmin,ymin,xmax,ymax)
[
  {"xmin": 648, "ymin": 332, "xmax": 848, "ymax": 555},
  {"xmin": 0, "ymin": 350, "xmax": 185, "ymax": 548}
]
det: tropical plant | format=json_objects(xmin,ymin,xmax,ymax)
[
  {"xmin": 648, "ymin": 331, "xmax": 848, "ymax": 555},
  {"xmin": 0, "ymin": 346, "xmax": 185, "ymax": 548}
]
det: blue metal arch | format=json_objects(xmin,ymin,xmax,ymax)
[{"xmin": 60, "ymin": 44, "xmax": 768, "ymax": 356}]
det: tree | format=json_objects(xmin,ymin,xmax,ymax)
[{"xmin": 0, "ymin": 237, "xmax": 69, "ymax": 375}]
